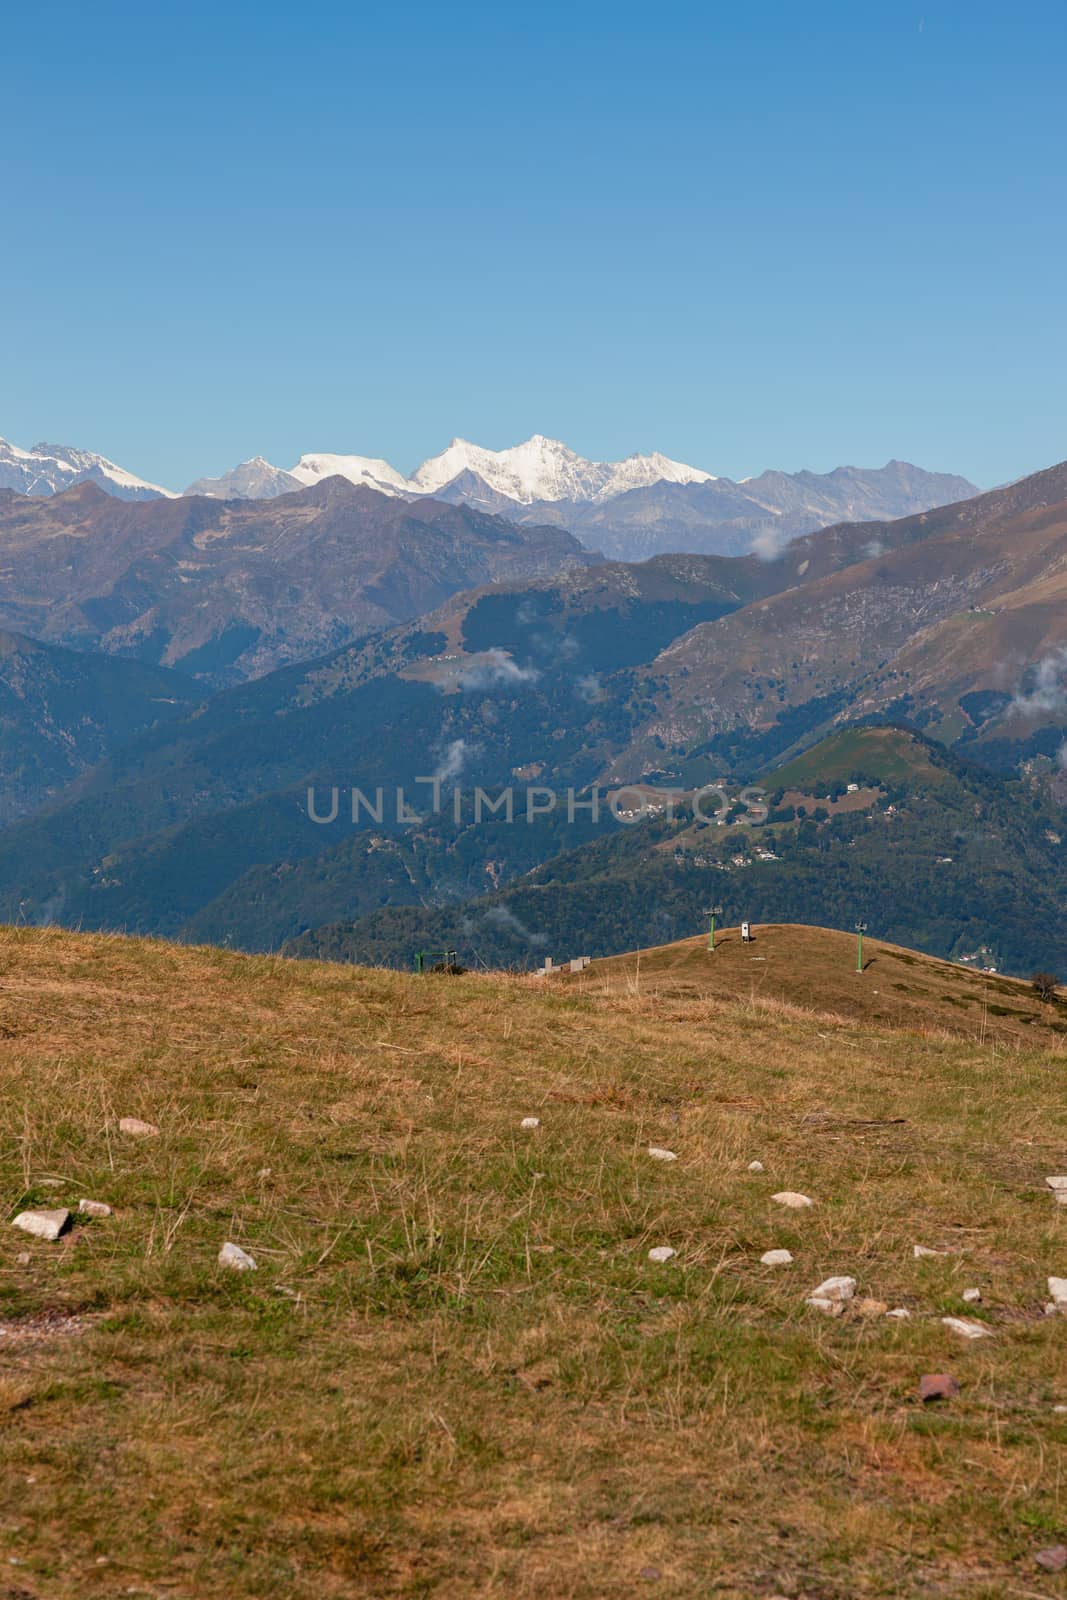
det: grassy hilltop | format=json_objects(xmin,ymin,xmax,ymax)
[{"xmin": 1, "ymin": 925, "xmax": 1066, "ymax": 1598}]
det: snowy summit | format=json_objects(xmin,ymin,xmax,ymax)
[
  {"xmin": 181, "ymin": 434, "xmax": 717, "ymax": 504},
  {"xmin": 410, "ymin": 435, "xmax": 716, "ymax": 504},
  {"xmin": 0, "ymin": 437, "xmax": 175, "ymax": 501}
]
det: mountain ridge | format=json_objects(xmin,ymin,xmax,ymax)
[
  {"xmin": 0, "ymin": 477, "xmax": 594, "ymax": 683},
  {"xmin": 2, "ymin": 431, "xmax": 978, "ymax": 561},
  {"xmin": 0, "ymin": 436, "xmax": 175, "ymax": 501}
]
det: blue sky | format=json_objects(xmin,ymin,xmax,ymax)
[{"xmin": 2, "ymin": 0, "xmax": 1064, "ymax": 490}]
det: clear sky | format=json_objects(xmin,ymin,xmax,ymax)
[{"xmin": 2, "ymin": 0, "xmax": 1064, "ymax": 491}]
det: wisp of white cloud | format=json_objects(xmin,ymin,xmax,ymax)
[
  {"xmin": 483, "ymin": 904, "xmax": 547, "ymax": 946},
  {"xmin": 433, "ymin": 738, "xmax": 470, "ymax": 783},
  {"xmin": 1011, "ymin": 647, "xmax": 1067, "ymax": 718},
  {"xmin": 457, "ymin": 649, "xmax": 541, "ymax": 690},
  {"xmin": 750, "ymin": 520, "xmax": 787, "ymax": 562}
]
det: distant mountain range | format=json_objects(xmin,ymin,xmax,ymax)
[
  {"xmin": 2, "ymin": 430, "xmax": 977, "ymax": 562},
  {"xmin": 0, "ymin": 457, "xmax": 1062, "ymax": 966},
  {"xmin": 0, "ymin": 478, "xmax": 591, "ymax": 682},
  {"xmin": 188, "ymin": 435, "xmax": 719, "ymax": 504},
  {"xmin": 606, "ymin": 458, "xmax": 1067, "ymax": 782},
  {"xmin": 188, "ymin": 435, "xmax": 979, "ymax": 562}
]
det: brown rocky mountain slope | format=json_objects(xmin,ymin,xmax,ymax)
[
  {"xmin": 0, "ymin": 477, "xmax": 592, "ymax": 684},
  {"xmin": 609, "ymin": 460, "xmax": 1067, "ymax": 774}
]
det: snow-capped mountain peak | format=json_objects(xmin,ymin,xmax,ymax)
[
  {"xmin": 0, "ymin": 430, "xmax": 718, "ymax": 509},
  {"xmin": 0, "ymin": 437, "xmax": 175, "ymax": 500},
  {"xmin": 288, "ymin": 452, "xmax": 414, "ymax": 497},
  {"xmin": 184, "ymin": 457, "xmax": 305, "ymax": 500},
  {"xmin": 411, "ymin": 435, "xmax": 715, "ymax": 505}
]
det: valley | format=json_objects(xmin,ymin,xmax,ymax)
[{"xmin": 0, "ymin": 447, "xmax": 1062, "ymax": 989}]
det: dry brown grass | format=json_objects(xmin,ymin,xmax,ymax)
[
  {"xmin": 565, "ymin": 923, "xmax": 1067, "ymax": 1046},
  {"xmin": 0, "ymin": 923, "xmax": 1065, "ymax": 1599}
]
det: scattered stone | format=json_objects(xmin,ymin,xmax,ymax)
[
  {"xmin": 913, "ymin": 1244, "xmax": 947, "ymax": 1259},
  {"xmin": 961, "ymin": 1287, "xmax": 981, "ymax": 1304},
  {"xmin": 1046, "ymin": 1176, "xmax": 1067, "ymax": 1190},
  {"xmin": 856, "ymin": 1298, "xmax": 889, "ymax": 1318},
  {"xmin": 1057, "ymin": 1192, "xmax": 1067, "ymax": 1207},
  {"xmin": 647, "ymin": 1246, "xmax": 676, "ymax": 1263},
  {"xmin": 118, "ymin": 1117, "xmax": 159, "ymax": 1138},
  {"xmin": 218, "ymin": 1242, "xmax": 257, "ymax": 1272},
  {"xmin": 38, "ymin": 1178, "xmax": 65, "ymax": 1189},
  {"xmin": 12, "ymin": 1209, "xmax": 71, "ymax": 1242},
  {"xmin": 771, "ymin": 1191, "xmax": 813, "ymax": 1209},
  {"xmin": 941, "ymin": 1316, "xmax": 991, "ymax": 1340},
  {"xmin": 647, "ymin": 1146, "xmax": 678, "ymax": 1162},
  {"xmin": 761, "ymin": 1249, "xmax": 793, "ymax": 1266},
  {"xmin": 520, "ymin": 1117, "xmax": 541, "ymax": 1130},
  {"xmin": 886, "ymin": 1307, "xmax": 911, "ymax": 1320},
  {"xmin": 1053, "ymin": 1404, "xmax": 1067, "ymax": 1414},
  {"xmin": 919, "ymin": 1373, "xmax": 960, "ymax": 1403},
  {"xmin": 1045, "ymin": 1303, "xmax": 1060, "ymax": 1317},
  {"xmin": 78, "ymin": 1199, "xmax": 112, "ymax": 1219},
  {"xmin": 256, "ymin": 1167, "xmax": 272, "ymax": 1179},
  {"xmin": 810, "ymin": 1275, "xmax": 856, "ymax": 1303},
  {"xmin": 1034, "ymin": 1545, "xmax": 1067, "ymax": 1573},
  {"xmin": 747, "ymin": 1160, "xmax": 765, "ymax": 1173},
  {"xmin": 15, "ymin": 1252, "xmax": 30, "ymax": 1265},
  {"xmin": 806, "ymin": 1296, "xmax": 844, "ymax": 1317},
  {"xmin": 1048, "ymin": 1276, "xmax": 1067, "ymax": 1309}
]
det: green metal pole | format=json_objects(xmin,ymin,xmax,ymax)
[
  {"xmin": 708, "ymin": 911, "xmax": 716, "ymax": 951},
  {"xmin": 856, "ymin": 929, "xmax": 863, "ymax": 972}
]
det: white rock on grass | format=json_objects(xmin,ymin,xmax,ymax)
[
  {"xmin": 772, "ymin": 1191, "xmax": 813, "ymax": 1209},
  {"xmin": 806, "ymin": 1297, "xmax": 844, "ymax": 1317},
  {"xmin": 647, "ymin": 1246, "xmax": 677, "ymax": 1263},
  {"xmin": 913, "ymin": 1244, "xmax": 948, "ymax": 1259},
  {"xmin": 747, "ymin": 1160, "xmax": 765, "ymax": 1173},
  {"xmin": 962, "ymin": 1288, "xmax": 982, "ymax": 1304},
  {"xmin": 942, "ymin": 1316, "xmax": 992, "ymax": 1340},
  {"xmin": 810, "ymin": 1276, "xmax": 856, "ymax": 1303},
  {"xmin": 520, "ymin": 1117, "xmax": 541, "ymax": 1130},
  {"xmin": 118, "ymin": 1117, "xmax": 159, "ymax": 1138},
  {"xmin": 1048, "ymin": 1277, "xmax": 1067, "ymax": 1309},
  {"xmin": 761, "ymin": 1249, "xmax": 793, "ymax": 1266},
  {"xmin": 647, "ymin": 1147, "xmax": 678, "ymax": 1163},
  {"xmin": 1046, "ymin": 1177, "xmax": 1067, "ymax": 1190},
  {"xmin": 218, "ymin": 1242, "xmax": 257, "ymax": 1272},
  {"xmin": 886, "ymin": 1307, "xmax": 911, "ymax": 1320},
  {"xmin": 12, "ymin": 1209, "xmax": 71, "ymax": 1242},
  {"xmin": 78, "ymin": 1199, "xmax": 112, "ymax": 1219}
]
